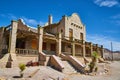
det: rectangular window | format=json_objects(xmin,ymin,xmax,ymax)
[
  {"xmin": 43, "ymin": 42, "xmax": 46, "ymax": 50},
  {"xmin": 69, "ymin": 28, "xmax": 73, "ymax": 40},
  {"xmin": 50, "ymin": 43, "xmax": 56, "ymax": 51},
  {"xmin": 80, "ymin": 33, "xmax": 83, "ymax": 40}
]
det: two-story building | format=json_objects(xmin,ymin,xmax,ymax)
[{"xmin": 0, "ymin": 13, "xmax": 104, "ymax": 63}]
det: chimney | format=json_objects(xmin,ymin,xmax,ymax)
[{"xmin": 48, "ymin": 15, "xmax": 52, "ymax": 25}]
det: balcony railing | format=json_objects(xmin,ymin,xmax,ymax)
[{"xmin": 16, "ymin": 48, "xmax": 38, "ymax": 55}]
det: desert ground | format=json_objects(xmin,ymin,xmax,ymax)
[{"xmin": 0, "ymin": 61, "xmax": 120, "ymax": 80}]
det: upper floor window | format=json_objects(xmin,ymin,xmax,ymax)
[
  {"xmin": 69, "ymin": 28, "xmax": 73, "ymax": 40},
  {"xmin": 80, "ymin": 33, "xmax": 83, "ymax": 40},
  {"xmin": 71, "ymin": 23, "xmax": 83, "ymax": 29}
]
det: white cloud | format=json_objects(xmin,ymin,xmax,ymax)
[
  {"xmin": 104, "ymin": 30, "xmax": 119, "ymax": 34},
  {"xmin": 87, "ymin": 34, "xmax": 120, "ymax": 51},
  {"xmin": 94, "ymin": 0, "xmax": 119, "ymax": 7},
  {"xmin": 110, "ymin": 14, "xmax": 120, "ymax": 26},
  {"xmin": 0, "ymin": 14, "xmax": 6, "ymax": 17},
  {"xmin": 115, "ymin": 20, "xmax": 120, "ymax": 25},
  {"xmin": 21, "ymin": 17, "xmax": 45, "ymax": 27},
  {"xmin": 0, "ymin": 13, "xmax": 17, "ymax": 19},
  {"xmin": 111, "ymin": 14, "xmax": 120, "ymax": 19},
  {"xmin": 0, "ymin": 13, "xmax": 45, "ymax": 27}
]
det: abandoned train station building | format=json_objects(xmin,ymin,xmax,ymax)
[{"xmin": 0, "ymin": 13, "xmax": 104, "ymax": 69}]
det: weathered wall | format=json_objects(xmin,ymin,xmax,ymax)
[
  {"xmin": 75, "ymin": 45, "xmax": 82, "ymax": 56},
  {"xmin": 48, "ymin": 17, "xmax": 66, "ymax": 37},
  {"xmin": 46, "ymin": 13, "xmax": 86, "ymax": 41},
  {"xmin": 0, "ymin": 28, "xmax": 4, "ymax": 45},
  {"xmin": 64, "ymin": 13, "xmax": 86, "ymax": 41},
  {"xmin": 0, "ymin": 27, "xmax": 3, "ymax": 54},
  {"xmin": 64, "ymin": 43, "xmax": 72, "ymax": 54},
  {"xmin": 0, "ymin": 27, "xmax": 8, "ymax": 54},
  {"xmin": 103, "ymin": 52, "xmax": 120, "ymax": 60},
  {"xmin": 25, "ymin": 39, "xmax": 32, "ymax": 49},
  {"xmin": 113, "ymin": 53, "xmax": 120, "ymax": 60},
  {"xmin": 50, "ymin": 26, "xmax": 57, "ymax": 34},
  {"xmin": 0, "ymin": 28, "xmax": 3, "ymax": 42},
  {"xmin": 57, "ymin": 17, "xmax": 65, "ymax": 37}
]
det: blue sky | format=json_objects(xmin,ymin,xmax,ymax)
[{"xmin": 0, "ymin": 0, "xmax": 120, "ymax": 51}]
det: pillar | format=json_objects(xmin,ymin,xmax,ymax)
[
  {"xmin": 56, "ymin": 32, "xmax": 62, "ymax": 56},
  {"xmin": 8, "ymin": 20, "xmax": 18, "ymax": 54},
  {"xmin": 72, "ymin": 42, "xmax": 75, "ymax": 56},
  {"xmin": 38, "ymin": 25, "xmax": 43, "ymax": 53},
  {"xmin": 72, "ymin": 38, "xmax": 75, "ymax": 56},
  {"xmin": 6, "ymin": 20, "xmax": 18, "ymax": 67},
  {"xmin": 82, "ymin": 41, "xmax": 85, "ymax": 58},
  {"xmin": 96, "ymin": 44, "xmax": 99, "ymax": 53},
  {"xmin": 90, "ymin": 42, "xmax": 93, "ymax": 57}
]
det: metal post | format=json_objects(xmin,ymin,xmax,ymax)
[{"xmin": 111, "ymin": 42, "xmax": 113, "ymax": 61}]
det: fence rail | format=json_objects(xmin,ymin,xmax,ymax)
[{"xmin": 16, "ymin": 48, "xmax": 38, "ymax": 55}]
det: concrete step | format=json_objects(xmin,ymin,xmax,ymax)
[
  {"xmin": 75, "ymin": 56, "xmax": 85, "ymax": 65},
  {"xmin": 45, "ymin": 56, "xmax": 50, "ymax": 66},
  {"xmin": 56, "ymin": 56, "xmax": 77, "ymax": 74},
  {"xmin": 62, "ymin": 61, "xmax": 77, "ymax": 74}
]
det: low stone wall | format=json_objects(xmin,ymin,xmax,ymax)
[
  {"xmin": 67, "ymin": 55, "xmax": 85, "ymax": 73},
  {"xmin": 0, "ymin": 54, "xmax": 10, "ymax": 68},
  {"xmin": 60, "ymin": 54, "xmax": 68, "ymax": 61},
  {"xmin": 39, "ymin": 52, "xmax": 46, "ymax": 65},
  {"xmin": 103, "ymin": 52, "xmax": 120, "ymax": 60},
  {"xmin": 49, "ymin": 55, "xmax": 64, "ymax": 72},
  {"xmin": 113, "ymin": 53, "xmax": 120, "ymax": 60}
]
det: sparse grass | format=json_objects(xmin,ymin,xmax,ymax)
[
  {"xmin": 19, "ymin": 63, "xmax": 26, "ymax": 77},
  {"xmin": 19, "ymin": 63, "xmax": 26, "ymax": 72}
]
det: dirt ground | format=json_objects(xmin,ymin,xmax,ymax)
[
  {"xmin": 0, "ymin": 61, "xmax": 120, "ymax": 80},
  {"xmin": 69, "ymin": 61, "xmax": 120, "ymax": 80}
]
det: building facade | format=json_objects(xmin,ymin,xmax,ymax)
[{"xmin": 0, "ymin": 13, "xmax": 104, "ymax": 59}]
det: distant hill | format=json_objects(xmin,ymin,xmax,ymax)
[
  {"xmin": 104, "ymin": 48, "xmax": 120, "ymax": 53},
  {"xmin": 113, "ymin": 51, "xmax": 120, "ymax": 53}
]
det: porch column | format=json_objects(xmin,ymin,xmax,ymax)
[
  {"xmin": 83, "ymin": 41, "xmax": 85, "ymax": 58},
  {"xmin": 6, "ymin": 20, "xmax": 18, "ymax": 68},
  {"xmin": 90, "ymin": 42, "xmax": 93, "ymax": 57},
  {"xmin": 56, "ymin": 32, "xmax": 62, "ymax": 56},
  {"xmin": 96, "ymin": 44, "xmax": 99, "ymax": 53},
  {"xmin": 72, "ymin": 38, "xmax": 75, "ymax": 56},
  {"xmin": 8, "ymin": 20, "xmax": 18, "ymax": 54},
  {"xmin": 38, "ymin": 25, "xmax": 43, "ymax": 53}
]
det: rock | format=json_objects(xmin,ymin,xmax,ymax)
[
  {"xmin": 104, "ymin": 68, "xmax": 109, "ymax": 73},
  {"xmin": 0, "ymin": 77, "xmax": 6, "ymax": 80}
]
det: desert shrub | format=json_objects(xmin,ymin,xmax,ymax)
[
  {"xmin": 89, "ymin": 51, "xmax": 99, "ymax": 73},
  {"xmin": 19, "ymin": 63, "xmax": 26, "ymax": 72}
]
